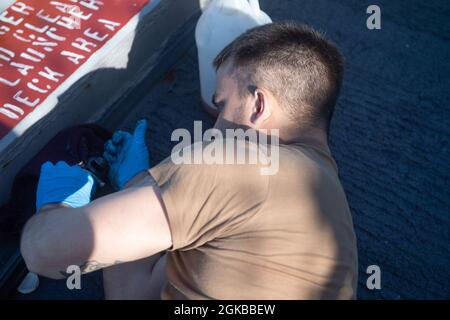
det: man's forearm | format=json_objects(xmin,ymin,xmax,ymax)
[
  {"xmin": 21, "ymin": 206, "xmax": 94, "ymax": 279},
  {"xmin": 22, "ymin": 207, "xmax": 126, "ymax": 279},
  {"xmin": 21, "ymin": 169, "xmax": 162, "ymax": 280},
  {"xmin": 22, "ymin": 202, "xmax": 128, "ymax": 280}
]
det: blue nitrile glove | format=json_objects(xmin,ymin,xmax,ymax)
[
  {"xmin": 36, "ymin": 161, "xmax": 96, "ymax": 212},
  {"xmin": 103, "ymin": 119, "xmax": 150, "ymax": 190}
]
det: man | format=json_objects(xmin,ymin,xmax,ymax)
[{"xmin": 20, "ymin": 22, "xmax": 358, "ymax": 299}]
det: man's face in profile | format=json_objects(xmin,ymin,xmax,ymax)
[{"xmin": 213, "ymin": 63, "xmax": 252, "ymax": 131}]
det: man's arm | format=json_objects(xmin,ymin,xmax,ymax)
[{"xmin": 20, "ymin": 173, "xmax": 171, "ymax": 279}]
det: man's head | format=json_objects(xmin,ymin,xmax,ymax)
[{"xmin": 212, "ymin": 21, "xmax": 344, "ymax": 140}]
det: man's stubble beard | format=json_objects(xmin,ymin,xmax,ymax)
[{"xmin": 214, "ymin": 103, "xmax": 250, "ymax": 133}]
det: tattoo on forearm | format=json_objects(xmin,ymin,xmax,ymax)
[
  {"xmin": 59, "ymin": 260, "xmax": 123, "ymax": 278},
  {"xmin": 79, "ymin": 260, "xmax": 122, "ymax": 273}
]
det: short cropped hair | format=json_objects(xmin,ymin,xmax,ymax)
[{"xmin": 214, "ymin": 21, "xmax": 344, "ymax": 134}]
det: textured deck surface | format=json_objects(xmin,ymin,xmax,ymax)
[{"xmin": 16, "ymin": 0, "xmax": 450, "ymax": 299}]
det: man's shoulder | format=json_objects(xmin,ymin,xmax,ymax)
[
  {"xmin": 151, "ymin": 139, "xmax": 275, "ymax": 181},
  {"xmin": 280, "ymin": 142, "xmax": 339, "ymax": 176},
  {"xmin": 273, "ymin": 143, "xmax": 347, "ymax": 207}
]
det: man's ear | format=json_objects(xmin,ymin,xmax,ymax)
[{"xmin": 250, "ymin": 88, "xmax": 271, "ymax": 126}]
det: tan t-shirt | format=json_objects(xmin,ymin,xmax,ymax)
[{"xmin": 149, "ymin": 139, "xmax": 358, "ymax": 299}]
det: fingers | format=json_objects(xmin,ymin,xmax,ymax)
[
  {"xmin": 103, "ymin": 150, "xmax": 116, "ymax": 164},
  {"xmin": 105, "ymin": 140, "xmax": 119, "ymax": 156},
  {"xmin": 40, "ymin": 161, "xmax": 89, "ymax": 178},
  {"xmin": 103, "ymin": 121, "xmax": 147, "ymax": 170},
  {"xmin": 41, "ymin": 161, "xmax": 53, "ymax": 171},
  {"xmin": 133, "ymin": 119, "xmax": 148, "ymax": 142},
  {"xmin": 105, "ymin": 132, "xmax": 131, "ymax": 154},
  {"xmin": 55, "ymin": 161, "xmax": 70, "ymax": 168},
  {"xmin": 112, "ymin": 130, "xmax": 128, "ymax": 144},
  {"xmin": 104, "ymin": 131, "xmax": 132, "ymax": 165},
  {"xmin": 40, "ymin": 161, "xmax": 54, "ymax": 178},
  {"xmin": 41, "ymin": 161, "xmax": 70, "ymax": 173}
]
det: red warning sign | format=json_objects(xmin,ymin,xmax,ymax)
[{"xmin": 0, "ymin": 0, "xmax": 150, "ymax": 139}]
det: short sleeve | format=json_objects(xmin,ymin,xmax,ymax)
[{"xmin": 149, "ymin": 156, "xmax": 270, "ymax": 251}]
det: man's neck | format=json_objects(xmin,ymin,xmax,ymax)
[{"xmin": 278, "ymin": 126, "xmax": 330, "ymax": 151}]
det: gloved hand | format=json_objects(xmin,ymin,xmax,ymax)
[
  {"xmin": 36, "ymin": 161, "xmax": 96, "ymax": 212},
  {"xmin": 103, "ymin": 119, "xmax": 150, "ymax": 190}
]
